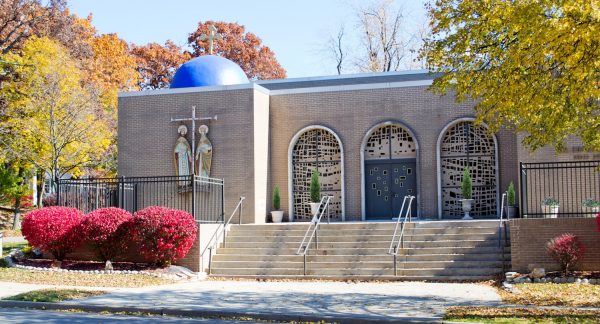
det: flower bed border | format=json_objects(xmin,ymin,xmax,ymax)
[{"xmin": 3, "ymin": 248, "xmax": 198, "ymax": 281}]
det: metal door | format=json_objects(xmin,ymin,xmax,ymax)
[{"xmin": 365, "ymin": 159, "xmax": 416, "ymax": 220}]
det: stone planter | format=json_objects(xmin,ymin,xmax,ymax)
[
  {"xmin": 271, "ymin": 210, "xmax": 284, "ymax": 223},
  {"xmin": 309, "ymin": 202, "xmax": 321, "ymax": 219},
  {"xmin": 582, "ymin": 206, "xmax": 599, "ymax": 218},
  {"xmin": 542, "ymin": 205, "xmax": 559, "ymax": 218},
  {"xmin": 507, "ymin": 206, "xmax": 517, "ymax": 219},
  {"xmin": 461, "ymin": 199, "xmax": 475, "ymax": 220}
]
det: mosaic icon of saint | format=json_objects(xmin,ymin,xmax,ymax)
[
  {"xmin": 195, "ymin": 125, "xmax": 213, "ymax": 177},
  {"xmin": 174, "ymin": 125, "xmax": 193, "ymax": 178}
]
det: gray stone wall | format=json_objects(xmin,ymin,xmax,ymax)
[{"xmin": 268, "ymin": 86, "xmax": 519, "ymax": 220}]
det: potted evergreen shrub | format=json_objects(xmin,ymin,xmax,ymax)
[
  {"xmin": 271, "ymin": 186, "xmax": 283, "ymax": 223},
  {"xmin": 507, "ymin": 182, "xmax": 516, "ymax": 218},
  {"xmin": 460, "ymin": 167, "xmax": 474, "ymax": 220},
  {"xmin": 309, "ymin": 170, "xmax": 321, "ymax": 218},
  {"xmin": 542, "ymin": 198, "xmax": 560, "ymax": 218},
  {"xmin": 582, "ymin": 199, "xmax": 600, "ymax": 217}
]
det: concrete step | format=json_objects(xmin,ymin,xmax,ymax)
[
  {"xmin": 230, "ymin": 220, "xmax": 501, "ymax": 231},
  {"xmin": 210, "ymin": 267, "xmax": 503, "ymax": 277},
  {"xmin": 208, "ymin": 274, "xmax": 500, "ymax": 281},
  {"xmin": 219, "ymin": 240, "xmax": 500, "ymax": 249},
  {"xmin": 224, "ymin": 233, "xmax": 500, "ymax": 243},
  {"xmin": 412, "ymin": 220, "xmax": 501, "ymax": 228},
  {"xmin": 228, "ymin": 227, "xmax": 502, "ymax": 237},
  {"xmin": 210, "ymin": 260, "xmax": 505, "ymax": 269},
  {"xmin": 211, "ymin": 221, "xmax": 510, "ymax": 280},
  {"xmin": 215, "ymin": 246, "xmax": 506, "ymax": 256},
  {"xmin": 212, "ymin": 253, "xmax": 511, "ymax": 262}
]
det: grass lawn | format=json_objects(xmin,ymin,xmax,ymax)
[
  {"xmin": 1, "ymin": 242, "xmax": 27, "ymax": 257},
  {"xmin": 0, "ymin": 268, "xmax": 177, "ymax": 288},
  {"xmin": 4, "ymin": 288, "xmax": 106, "ymax": 302},
  {"xmin": 445, "ymin": 306, "xmax": 600, "ymax": 323},
  {"xmin": 500, "ymin": 283, "xmax": 600, "ymax": 307}
]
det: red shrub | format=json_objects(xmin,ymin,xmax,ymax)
[
  {"xmin": 131, "ymin": 206, "xmax": 197, "ymax": 266},
  {"xmin": 21, "ymin": 207, "xmax": 83, "ymax": 260},
  {"xmin": 79, "ymin": 208, "xmax": 133, "ymax": 262},
  {"xmin": 597, "ymin": 212, "xmax": 600, "ymax": 232},
  {"xmin": 546, "ymin": 233, "xmax": 585, "ymax": 274}
]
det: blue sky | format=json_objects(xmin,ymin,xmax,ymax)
[{"xmin": 70, "ymin": 0, "xmax": 428, "ymax": 78}]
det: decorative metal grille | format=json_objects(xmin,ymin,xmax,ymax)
[
  {"xmin": 364, "ymin": 124, "xmax": 416, "ymax": 160},
  {"xmin": 440, "ymin": 121, "xmax": 497, "ymax": 217},
  {"xmin": 292, "ymin": 128, "xmax": 342, "ymax": 221}
]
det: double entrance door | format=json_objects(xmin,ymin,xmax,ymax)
[{"xmin": 365, "ymin": 159, "xmax": 417, "ymax": 220}]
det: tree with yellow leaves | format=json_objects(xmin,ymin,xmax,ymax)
[
  {"xmin": 0, "ymin": 37, "xmax": 110, "ymax": 200},
  {"xmin": 421, "ymin": 0, "xmax": 600, "ymax": 151}
]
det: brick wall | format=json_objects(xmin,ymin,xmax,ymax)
[
  {"xmin": 510, "ymin": 218, "xmax": 600, "ymax": 272},
  {"xmin": 119, "ymin": 82, "xmax": 525, "ymax": 221},
  {"xmin": 269, "ymin": 86, "xmax": 519, "ymax": 220},
  {"xmin": 118, "ymin": 86, "xmax": 264, "ymax": 224}
]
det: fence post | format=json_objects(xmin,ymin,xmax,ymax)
[
  {"xmin": 55, "ymin": 176, "xmax": 60, "ymax": 206},
  {"xmin": 191, "ymin": 175, "xmax": 196, "ymax": 221},
  {"xmin": 119, "ymin": 176, "xmax": 125, "ymax": 209},
  {"xmin": 221, "ymin": 181, "xmax": 225, "ymax": 223},
  {"xmin": 519, "ymin": 162, "xmax": 526, "ymax": 218}
]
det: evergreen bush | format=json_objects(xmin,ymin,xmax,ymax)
[
  {"xmin": 310, "ymin": 170, "xmax": 321, "ymax": 203},
  {"xmin": 507, "ymin": 182, "xmax": 516, "ymax": 206},
  {"xmin": 272, "ymin": 186, "xmax": 281, "ymax": 210},
  {"xmin": 461, "ymin": 167, "xmax": 472, "ymax": 199}
]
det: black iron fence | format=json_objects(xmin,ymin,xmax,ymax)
[
  {"xmin": 57, "ymin": 175, "xmax": 224, "ymax": 223},
  {"xmin": 520, "ymin": 161, "xmax": 600, "ymax": 218}
]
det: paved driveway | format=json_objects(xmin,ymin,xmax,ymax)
[{"xmin": 65, "ymin": 280, "xmax": 502, "ymax": 321}]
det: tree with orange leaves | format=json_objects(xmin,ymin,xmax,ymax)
[
  {"xmin": 188, "ymin": 21, "xmax": 286, "ymax": 80},
  {"xmin": 131, "ymin": 41, "xmax": 190, "ymax": 90},
  {"xmin": 87, "ymin": 33, "xmax": 138, "ymax": 109}
]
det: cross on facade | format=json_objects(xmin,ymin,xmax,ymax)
[
  {"xmin": 200, "ymin": 24, "xmax": 223, "ymax": 55},
  {"xmin": 170, "ymin": 106, "xmax": 217, "ymax": 175}
]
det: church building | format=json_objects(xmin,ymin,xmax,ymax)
[{"xmin": 118, "ymin": 51, "xmax": 593, "ymax": 224}]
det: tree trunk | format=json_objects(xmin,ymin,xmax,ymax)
[
  {"xmin": 12, "ymin": 196, "xmax": 21, "ymax": 230},
  {"xmin": 36, "ymin": 170, "xmax": 44, "ymax": 207}
]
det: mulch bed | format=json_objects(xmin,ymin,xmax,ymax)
[
  {"xmin": 544, "ymin": 271, "xmax": 600, "ymax": 279},
  {"xmin": 16, "ymin": 259, "xmax": 170, "ymax": 273}
]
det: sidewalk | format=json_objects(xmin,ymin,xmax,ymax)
[
  {"xmin": 58, "ymin": 280, "xmax": 501, "ymax": 322},
  {"xmin": 1, "ymin": 236, "xmax": 26, "ymax": 244}
]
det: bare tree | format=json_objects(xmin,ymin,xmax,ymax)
[
  {"xmin": 327, "ymin": 25, "xmax": 346, "ymax": 75},
  {"xmin": 355, "ymin": 0, "xmax": 410, "ymax": 72},
  {"xmin": 406, "ymin": 20, "xmax": 430, "ymax": 70}
]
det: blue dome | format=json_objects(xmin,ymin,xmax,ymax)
[{"xmin": 170, "ymin": 55, "xmax": 249, "ymax": 89}]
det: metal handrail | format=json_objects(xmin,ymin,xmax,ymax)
[
  {"xmin": 296, "ymin": 195, "xmax": 333, "ymax": 276},
  {"xmin": 498, "ymin": 191, "xmax": 510, "ymax": 272},
  {"xmin": 296, "ymin": 196, "xmax": 332, "ymax": 255},
  {"xmin": 201, "ymin": 196, "xmax": 245, "ymax": 274},
  {"xmin": 388, "ymin": 195, "xmax": 415, "ymax": 276},
  {"xmin": 388, "ymin": 195, "xmax": 415, "ymax": 256}
]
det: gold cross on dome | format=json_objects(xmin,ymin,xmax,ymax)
[{"xmin": 200, "ymin": 24, "xmax": 223, "ymax": 55}]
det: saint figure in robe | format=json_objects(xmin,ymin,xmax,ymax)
[
  {"xmin": 195, "ymin": 125, "xmax": 213, "ymax": 177},
  {"xmin": 174, "ymin": 125, "xmax": 192, "ymax": 182}
]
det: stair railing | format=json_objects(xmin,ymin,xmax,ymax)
[
  {"xmin": 387, "ymin": 195, "xmax": 415, "ymax": 276},
  {"xmin": 201, "ymin": 196, "xmax": 245, "ymax": 275},
  {"xmin": 295, "ymin": 195, "xmax": 333, "ymax": 275},
  {"xmin": 498, "ymin": 191, "xmax": 510, "ymax": 272}
]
